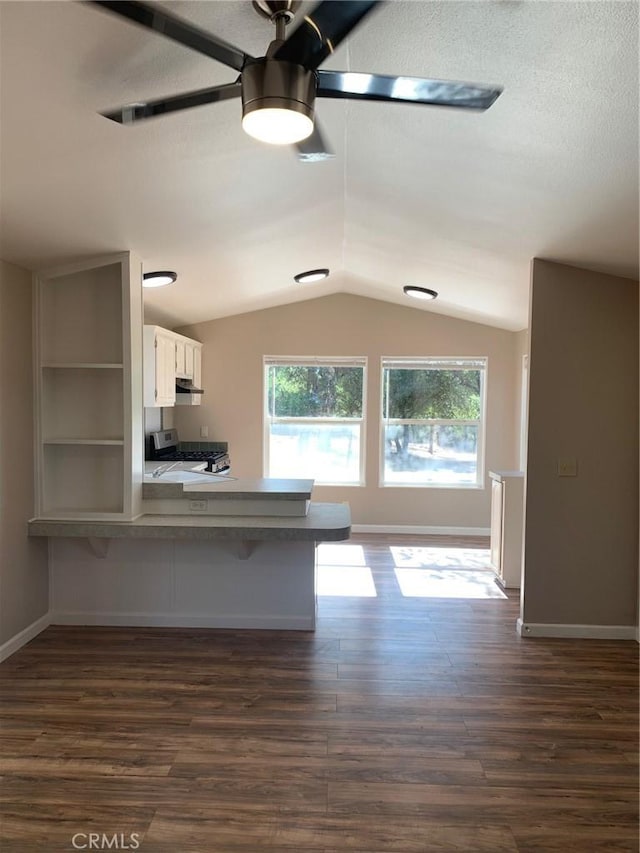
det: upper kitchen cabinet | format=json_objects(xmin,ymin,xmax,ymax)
[
  {"xmin": 175, "ymin": 334, "xmax": 202, "ymax": 384},
  {"xmin": 144, "ymin": 325, "xmax": 176, "ymax": 407},
  {"xmin": 33, "ymin": 253, "xmax": 143, "ymax": 520},
  {"xmin": 191, "ymin": 342, "xmax": 202, "ymax": 390},
  {"xmin": 174, "ymin": 336, "xmax": 189, "ymax": 379},
  {"xmin": 175, "ymin": 336, "xmax": 203, "ymax": 406},
  {"xmin": 144, "ymin": 326, "xmax": 203, "ymax": 407}
]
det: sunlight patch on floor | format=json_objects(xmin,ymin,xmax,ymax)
[
  {"xmin": 394, "ymin": 567, "xmax": 507, "ymax": 599},
  {"xmin": 316, "ymin": 543, "xmax": 366, "ymax": 566},
  {"xmin": 316, "ymin": 565, "xmax": 377, "ymax": 597},
  {"xmin": 316, "ymin": 543, "xmax": 503, "ymax": 599},
  {"xmin": 390, "ymin": 545, "xmax": 492, "ymax": 569}
]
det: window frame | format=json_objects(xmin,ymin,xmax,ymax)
[
  {"xmin": 263, "ymin": 356, "xmax": 367, "ymax": 486},
  {"xmin": 379, "ymin": 356, "xmax": 487, "ymax": 489}
]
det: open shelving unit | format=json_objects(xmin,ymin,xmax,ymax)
[{"xmin": 34, "ymin": 253, "xmax": 143, "ymax": 520}]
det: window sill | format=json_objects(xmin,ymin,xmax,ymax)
[{"xmin": 379, "ymin": 482, "xmax": 485, "ymax": 490}]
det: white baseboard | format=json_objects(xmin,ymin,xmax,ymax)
[
  {"xmin": 50, "ymin": 611, "xmax": 314, "ymax": 630},
  {"xmin": 351, "ymin": 524, "xmax": 490, "ymax": 537},
  {"xmin": 517, "ymin": 618, "xmax": 637, "ymax": 640},
  {"xmin": 0, "ymin": 612, "xmax": 51, "ymax": 662}
]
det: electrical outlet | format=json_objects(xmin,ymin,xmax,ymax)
[
  {"xmin": 557, "ymin": 457, "xmax": 578, "ymax": 477},
  {"xmin": 189, "ymin": 499, "xmax": 208, "ymax": 512},
  {"xmin": 200, "ymin": 425, "xmax": 209, "ymax": 438}
]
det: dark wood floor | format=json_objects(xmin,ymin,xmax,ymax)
[{"xmin": 0, "ymin": 534, "xmax": 638, "ymax": 852}]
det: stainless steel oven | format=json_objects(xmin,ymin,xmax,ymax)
[{"xmin": 148, "ymin": 428, "xmax": 230, "ymax": 473}]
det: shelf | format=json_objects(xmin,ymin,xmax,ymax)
[
  {"xmin": 42, "ymin": 363, "xmax": 123, "ymax": 370},
  {"xmin": 39, "ymin": 263, "xmax": 123, "ymax": 363},
  {"xmin": 40, "ymin": 366, "xmax": 124, "ymax": 441},
  {"xmin": 43, "ymin": 438, "xmax": 124, "ymax": 446},
  {"xmin": 34, "ymin": 252, "xmax": 143, "ymax": 521},
  {"xmin": 42, "ymin": 444, "xmax": 125, "ymax": 516}
]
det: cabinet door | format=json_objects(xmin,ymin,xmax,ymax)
[
  {"xmin": 489, "ymin": 478, "xmax": 504, "ymax": 573},
  {"xmin": 501, "ymin": 477, "xmax": 524, "ymax": 588},
  {"xmin": 184, "ymin": 342, "xmax": 195, "ymax": 380},
  {"xmin": 156, "ymin": 332, "xmax": 176, "ymax": 406},
  {"xmin": 192, "ymin": 345, "xmax": 202, "ymax": 389},
  {"xmin": 174, "ymin": 338, "xmax": 187, "ymax": 378}
]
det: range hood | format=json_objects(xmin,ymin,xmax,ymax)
[{"xmin": 175, "ymin": 379, "xmax": 204, "ymax": 406}]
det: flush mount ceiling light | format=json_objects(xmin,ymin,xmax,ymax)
[
  {"xmin": 143, "ymin": 271, "xmax": 178, "ymax": 289},
  {"xmin": 294, "ymin": 268, "xmax": 330, "ymax": 284},
  {"xmin": 403, "ymin": 285, "xmax": 438, "ymax": 301}
]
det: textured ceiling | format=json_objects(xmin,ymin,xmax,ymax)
[{"xmin": 1, "ymin": 0, "xmax": 638, "ymax": 331}]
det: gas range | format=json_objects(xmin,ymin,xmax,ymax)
[{"xmin": 148, "ymin": 428, "xmax": 230, "ymax": 473}]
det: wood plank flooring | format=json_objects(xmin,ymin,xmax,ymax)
[{"xmin": 0, "ymin": 534, "xmax": 638, "ymax": 852}]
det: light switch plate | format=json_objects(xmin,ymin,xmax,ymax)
[
  {"xmin": 557, "ymin": 457, "xmax": 578, "ymax": 477},
  {"xmin": 200, "ymin": 425, "xmax": 209, "ymax": 438}
]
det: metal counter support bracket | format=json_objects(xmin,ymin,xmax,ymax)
[
  {"xmin": 87, "ymin": 538, "xmax": 110, "ymax": 559},
  {"xmin": 236, "ymin": 541, "xmax": 258, "ymax": 560}
]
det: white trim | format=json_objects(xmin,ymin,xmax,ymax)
[
  {"xmin": 379, "ymin": 356, "xmax": 487, "ymax": 490},
  {"xmin": 519, "ymin": 353, "xmax": 529, "ymax": 471},
  {"xmin": 381, "ymin": 357, "xmax": 487, "ymax": 371},
  {"xmin": 0, "ymin": 612, "xmax": 51, "ymax": 663},
  {"xmin": 517, "ymin": 618, "xmax": 637, "ymax": 640},
  {"xmin": 264, "ymin": 355, "xmax": 367, "ymax": 367},
  {"xmin": 49, "ymin": 612, "xmax": 314, "ymax": 630},
  {"xmin": 263, "ymin": 357, "xmax": 367, "ymax": 485},
  {"xmin": 352, "ymin": 524, "xmax": 490, "ymax": 537}
]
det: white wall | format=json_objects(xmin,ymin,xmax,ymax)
[{"xmin": 0, "ymin": 260, "xmax": 48, "ymax": 648}]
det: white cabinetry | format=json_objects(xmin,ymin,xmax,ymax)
[
  {"xmin": 144, "ymin": 326, "xmax": 203, "ymax": 407},
  {"xmin": 174, "ymin": 336, "xmax": 187, "ymax": 379},
  {"xmin": 143, "ymin": 326, "xmax": 176, "ymax": 407},
  {"xmin": 34, "ymin": 253, "xmax": 143, "ymax": 520},
  {"xmin": 175, "ymin": 338, "xmax": 203, "ymax": 406},
  {"xmin": 174, "ymin": 335, "xmax": 199, "ymax": 382},
  {"xmin": 192, "ymin": 343, "xmax": 202, "ymax": 389},
  {"xmin": 489, "ymin": 471, "xmax": 524, "ymax": 589}
]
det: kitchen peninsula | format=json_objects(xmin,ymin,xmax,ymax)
[
  {"xmin": 29, "ymin": 474, "xmax": 351, "ymax": 631},
  {"xmin": 28, "ymin": 252, "xmax": 350, "ymax": 631}
]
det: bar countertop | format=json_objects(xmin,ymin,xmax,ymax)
[{"xmin": 28, "ymin": 502, "xmax": 351, "ymax": 542}]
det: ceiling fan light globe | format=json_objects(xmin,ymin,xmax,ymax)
[{"xmin": 242, "ymin": 107, "xmax": 313, "ymax": 145}]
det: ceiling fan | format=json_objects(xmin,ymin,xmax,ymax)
[{"xmin": 91, "ymin": 0, "xmax": 503, "ymax": 162}]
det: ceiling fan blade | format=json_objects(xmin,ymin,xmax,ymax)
[
  {"xmin": 317, "ymin": 70, "xmax": 503, "ymax": 110},
  {"xmin": 88, "ymin": 1, "xmax": 253, "ymax": 72},
  {"xmin": 101, "ymin": 81, "xmax": 241, "ymax": 124},
  {"xmin": 295, "ymin": 122, "xmax": 335, "ymax": 163},
  {"xmin": 274, "ymin": 1, "xmax": 378, "ymax": 71}
]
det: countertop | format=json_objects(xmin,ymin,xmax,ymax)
[
  {"xmin": 28, "ymin": 502, "xmax": 350, "ymax": 542},
  {"xmin": 143, "ymin": 476, "xmax": 314, "ymax": 501},
  {"xmin": 489, "ymin": 470, "xmax": 525, "ymax": 481}
]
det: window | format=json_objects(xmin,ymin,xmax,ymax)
[
  {"xmin": 264, "ymin": 357, "xmax": 366, "ymax": 485},
  {"xmin": 381, "ymin": 357, "xmax": 487, "ymax": 488}
]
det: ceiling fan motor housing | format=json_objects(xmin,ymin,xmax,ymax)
[
  {"xmin": 252, "ymin": 1, "xmax": 301, "ymax": 24},
  {"xmin": 242, "ymin": 58, "xmax": 316, "ymax": 125}
]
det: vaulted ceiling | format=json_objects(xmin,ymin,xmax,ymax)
[{"xmin": 1, "ymin": 0, "xmax": 638, "ymax": 331}]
